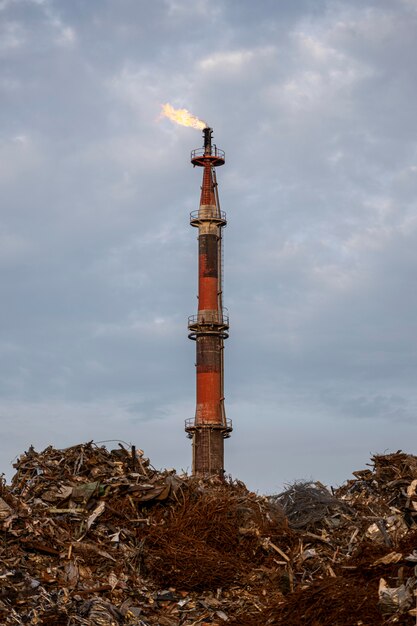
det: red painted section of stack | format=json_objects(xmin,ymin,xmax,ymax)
[{"xmin": 185, "ymin": 128, "xmax": 232, "ymax": 476}]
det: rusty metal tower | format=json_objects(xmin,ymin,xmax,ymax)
[{"xmin": 185, "ymin": 127, "xmax": 232, "ymax": 476}]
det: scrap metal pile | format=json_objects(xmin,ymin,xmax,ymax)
[{"xmin": 1, "ymin": 444, "xmax": 417, "ymax": 625}]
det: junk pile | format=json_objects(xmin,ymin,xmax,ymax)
[{"xmin": 2, "ymin": 445, "xmax": 417, "ymax": 625}]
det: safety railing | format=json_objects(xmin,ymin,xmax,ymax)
[
  {"xmin": 190, "ymin": 209, "xmax": 226, "ymax": 221},
  {"xmin": 191, "ymin": 146, "xmax": 225, "ymax": 161},
  {"xmin": 188, "ymin": 311, "xmax": 229, "ymax": 327},
  {"xmin": 189, "ymin": 209, "xmax": 227, "ymax": 226},
  {"xmin": 184, "ymin": 417, "xmax": 233, "ymax": 431}
]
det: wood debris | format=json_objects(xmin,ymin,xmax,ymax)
[{"xmin": 2, "ymin": 444, "xmax": 417, "ymax": 624}]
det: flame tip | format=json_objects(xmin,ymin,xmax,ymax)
[{"xmin": 161, "ymin": 103, "xmax": 206, "ymax": 130}]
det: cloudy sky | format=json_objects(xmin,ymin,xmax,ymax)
[{"xmin": 1, "ymin": 0, "xmax": 417, "ymax": 493}]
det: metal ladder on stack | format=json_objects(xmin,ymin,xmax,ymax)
[{"xmin": 212, "ymin": 166, "xmax": 227, "ymax": 430}]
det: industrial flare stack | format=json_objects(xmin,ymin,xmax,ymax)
[{"xmin": 185, "ymin": 127, "xmax": 232, "ymax": 476}]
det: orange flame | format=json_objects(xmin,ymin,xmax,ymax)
[{"xmin": 161, "ymin": 103, "xmax": 207, "ymax": 130}]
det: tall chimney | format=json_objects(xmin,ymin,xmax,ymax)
[{"xmin": 185, "ymin": 128, "xmax": 232, "ymax": 476}]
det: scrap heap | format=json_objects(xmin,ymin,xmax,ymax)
[{"xmin": 2, "ymin": 445, "xmax": 417, "ymax": 625}]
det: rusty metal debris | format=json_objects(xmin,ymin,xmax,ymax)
[{"xmin": 2, "ymin": 445, "xmax": 417, "ymax": 624}]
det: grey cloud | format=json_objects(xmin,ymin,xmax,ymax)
[
  {"xmin": 0, "ymin": 0, "xmax": 416, "ymax": 492},
  {"xmin": 340, "ymin": 394, "xmax": 412, "ymax": 423}
]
